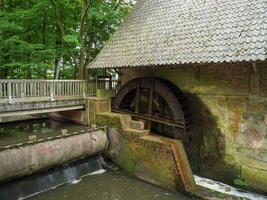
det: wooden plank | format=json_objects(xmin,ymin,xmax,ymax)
[
  {"xmin": 113, "ymin": 108, "xmax": 186, "ymax": 129},
  {"xmin": 135, "ymin": 80, "xmax": 140, "ymax": 113}
]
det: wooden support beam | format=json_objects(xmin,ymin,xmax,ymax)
[
  {"xmin": 250, "ymin": 62, "xmax": 260, "ymax": 94},
  {"xmin": 135, "ymin": 80, "xmax": 140, "ymax": 113},
  {"xmin": 147, "ymin": 80, "xmax": 154, "ymax": 130},
  {"xmin": 113, "ymin": 108, "xmax": 186, "ymax": 129}
]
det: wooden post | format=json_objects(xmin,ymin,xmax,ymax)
[
  {"xmin": 135, "ymin": 80, "xmax": 140, "ymax": 113},
  {"xmin": 147, "ymin": 80, "xmax": 154, "ymax": 130},
  {"xmin": 82, "ymin": 81, "xmax": 86, "ymax": 98},
  {"xmin": 250, "ymin": 62, "xmax": 260, "ymax": 94}
]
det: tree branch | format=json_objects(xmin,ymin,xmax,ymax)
[
  {"xmin": 0, "ymin": 0, "xmax": 4, "ymax": 10},
  {"xmin": 114, "ymin": 0, "xmax": 123, "ymax": 11}
]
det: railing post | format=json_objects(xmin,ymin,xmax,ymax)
[
  {"xmin": 109, "ymin": 79, "xmax": 112, "ymax": 90},
  {"xmin": 82, "ymin": 81, "xmax": 86, "ymax": 98},
  {"xmin": 7, "ymin": 81, "xmax": 13, "ymax": 104},
  {"xmin": 50, "ymin": 82, "xmax": 55, "ymax": 101},
  {"xmin": 95, "ymin": 78, "xmax": 98, "ymax": 95},
  {"xmin": 21, "ymin": 82, "xmax": 25, "ymax": 99},
  {"xmin": 0, "ymin": 79, "xmax": 118, "ymax": 103}
]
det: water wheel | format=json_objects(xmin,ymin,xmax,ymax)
[{"xmin": 112, "ymin": 77, "xmax": 192, "ymax": 154}]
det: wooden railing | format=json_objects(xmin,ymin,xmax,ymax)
[{"xmin": 0, "ymin": 79, "xmax": 121, "ymax": 104}]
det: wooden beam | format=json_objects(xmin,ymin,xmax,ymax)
[
  {"xmin": 135, "ymin": 80, "xmax": 140, "ymax": 113},
  {"xmin": 113, "ymin": 108, "xmax": 185, "ymax": 129},
  {"xmin": 250, "ymin": 62, "xmax": 260, "ymax": 94},
  {"xmin": 147, "ymin": 80, "xmax": 154, "ymax": 130}
]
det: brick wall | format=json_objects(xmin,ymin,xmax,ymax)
[{"xmin": 119, "ymin": 62, "xmax": 267, "ymax": 193}]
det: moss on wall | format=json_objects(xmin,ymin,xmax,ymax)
[
  {"xmin": 96, "ymin": 112, "xmax": 196, "ymax": 193},
  {"xmin": 120, "ymin": 62, "xmax": 267, "ymax": 194},
  {"xmin": 96, "ymin": 89, "xmax": 116, "ymax": 98}
]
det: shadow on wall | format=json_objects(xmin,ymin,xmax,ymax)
[{"xmin": 185, "ymin": 93, "xmax": 240, "ymax": 184}]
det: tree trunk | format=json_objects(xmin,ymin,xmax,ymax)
[
  {"xmin": 51, "ymin": 0, "xmax": 79, "ymax": 77},
  {"xmin": 42, "ymin": 7, "xmax": 47, "ymax": 45},
  {"xmin": 0, "ymin": 0, "xmax": 6, "ymax": 78},
  {"xmin": 54, "ymin": 33, "xmax": 62, "ymax": 79},
  {"xmin": 0, "ymin": 0, "xmax": 4, "ymax": 10},
  {"xmin": 27, "ymin": 67, "xmax": 32, "ymax": 79},
  {"xmin": 0, "ymin": 68, "xmax": 8, "ymax": 79},
  {"xmin": 77, "ymin": 0, "xmax": 90, "ymax": 80},
  {"xmin": 84, "ymin": 35, "xmax": 94, "ymax": 79}
]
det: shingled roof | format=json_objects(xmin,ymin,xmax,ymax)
[{"xmin": 89, "ymin": 0, "xmax": 267, "ymax": 69}]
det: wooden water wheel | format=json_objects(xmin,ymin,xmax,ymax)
[{"xmin": 112, "ymin": 77, "xmax": 192, "ymax": 154}]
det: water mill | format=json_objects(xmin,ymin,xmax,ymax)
[{"xmin": 0, "ymin": 0, "xmax": 267, "ymax": 199}]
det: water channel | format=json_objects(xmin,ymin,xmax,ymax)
[
  {"xmin": 0, "ymin": 119, "xmax": 191, "ymax": 200},
  {"xmin": 1, "ymin": 119, "xmax": 266, "ymax": 200}
]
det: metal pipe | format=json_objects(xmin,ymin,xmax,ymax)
[{"xmin": 0, "ymin": 129, "xmax": 108, "ymax": 183}]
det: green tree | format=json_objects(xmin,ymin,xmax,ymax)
[{"xmin": 0, "ymin": 0, "xmax": 133, "ymax": 79}]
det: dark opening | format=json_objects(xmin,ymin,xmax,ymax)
[{"xmin": 113, "ymin": 78, "xmax": 191, "ymax": 143}]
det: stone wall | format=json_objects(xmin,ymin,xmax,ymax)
[
  {"xmin": 119, "ymin": 62, "xmax": 267, "ymax": 193},
  {"xmin": 96, "ymin": 112, "xmax": 196, "ymax": 194}
]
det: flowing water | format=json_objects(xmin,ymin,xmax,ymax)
[
  {"xmin": 0, "ymin": 119, "xmax": 191, "ymax": 200},
  {"xmin": 1, "ymin": 119, "xmax": 266, "ymax": 200},
  {"xmin": 29, "ymin": 168, "xmax": 190, "ymax": 200},
  {"xmin": 0, "ymin": 156, "xmax": 191, "ymax": 200}
]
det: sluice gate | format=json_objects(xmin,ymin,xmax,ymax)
[{"xmin": 0, "ymin": 127, "xmax": 108, "ymax": 183}]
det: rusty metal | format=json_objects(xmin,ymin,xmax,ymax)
[
  {"xmin": 0, "ymin": 126, "xmax": 107, "ymax": 152},
  {"xmin": 0, "ymin": 127, "xmax": 108, "ymax": 183}
]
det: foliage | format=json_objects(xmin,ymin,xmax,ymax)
[
  {"xmin": 0, "ymin": 0, "xmax": 134, "ymax": 79},
  {"xmin": 233, "ymin": 178, "xmax": 248, "ymax": 187}
]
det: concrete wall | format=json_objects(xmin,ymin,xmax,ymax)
[
  {"xmin": 50, "ymin": 110, "xmax": 87, "ymax": 125},
  {"xmin": 119, "ymin": 62, "xmax": 267, "ymax": 193}
]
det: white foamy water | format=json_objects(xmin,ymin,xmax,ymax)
[
  {"xmin": 88, "ymin": 169, "xmax": 106, "ymax": 175},
  {"xmin": 71, "ymin": 179, "xmax": 82, "ymax": 184},
  {"xmin": 18, "ymin": 169, "xmax": 106, "ymax": 200},
  {"xmin": 194, "ymin": 175, "xmax": 267, "ymax": 200}
]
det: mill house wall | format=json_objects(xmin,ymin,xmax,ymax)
[{"xmin": 119, "ymin": 62, "xmax": 267, "ymax": 193}]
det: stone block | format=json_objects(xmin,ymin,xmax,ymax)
[
  {"xmin": 216, "ymin": 96, "xmax": 227, "ymax": 107},
  {"xmin": 242, "ymin": 113, "xmax": 264, "ymax": 122},
  {"xmin": 246, "ymin": 102, "xmax": 266, "ymax": 114},
  {"xmin": 97, "ymin": 112, "xmax": 196, "ymax": 193},
  {"xmin": 96, "ymin": 89, "xmax": 116, "ymax": 98},
  {"xmin": 235, "ymin": 155, "xmax": 267, "ymax": 170},
  {"xmin": 241, "ymin": 166, "xmax": 267, "ymax": 193},
  {"xmin": 129, "ymin": 120, "xmax": 145, "ymax": 130},
  {"xmin": 29, "ymin": 135, "xmax": 37, "ymax": 142},
  {"xmin": 226, "ymin": 97, "xmax": 248, "ymax": 113},
  {"xmin": 86, "ymin": 97, "xmax": 111, "ymax": 125}
]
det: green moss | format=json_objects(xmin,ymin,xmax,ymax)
[
  {"xmin": 96, "ymin": 112, "xmax": 186, "ymax": 191},
  {"xmin": 96, "ymin": 89, "xmax": 116, "ymax": 98},
  {"xmin": 233, "ymin": 179, "xmax": 248, "ymax": 187},
  {"xmin": 241, "ymin": 166, "xmax": 267, "ymax": 193},
  {"xmin": 118, "ymin": 143, "xmax": 139, "ymax": 175},
  {"xmin": 96, "ymin": 112, "xmax": 123, "ymax": 132}
]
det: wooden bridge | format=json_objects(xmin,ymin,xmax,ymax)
[{"xmin": 0, "ymin": 79, "xmax": 120, "ymax": 119}]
